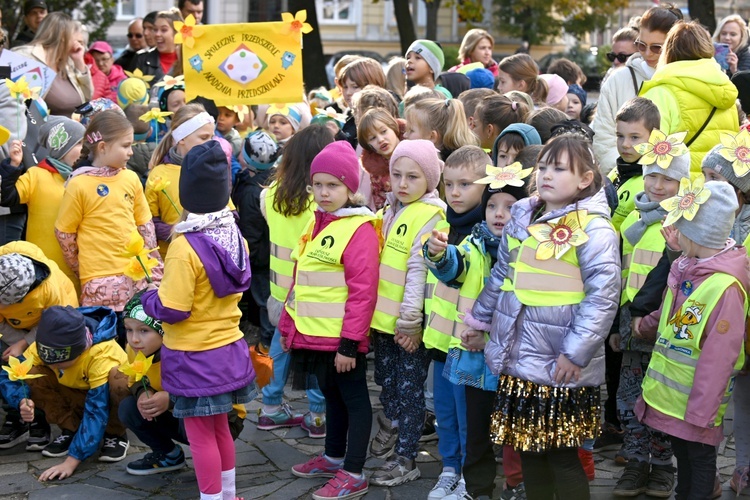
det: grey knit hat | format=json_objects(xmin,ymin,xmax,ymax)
[
  {"xmin": 637, "ymin": 130, "xmax": 691, "ymax": 182},
  {"xmin": 39, "ymin": 117, "xmax": 86, "ymax": 160},
  {"xmin": 672, "ymin": 181, "xmax": 738, "ymax": 249},
  {"xmin": 702, "ymin": 143, "xmax": 750, "ymax": 194},
  {"xmin": 0, "ymin": 253, "xmax": 35, "ymax": 305}
]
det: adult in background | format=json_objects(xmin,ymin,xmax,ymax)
[
  {"xmin": 641, "ymin": 21, "xmax": 739, "ymax": 175},
  {"xmin": 713, "ymin": 15, "xmax": 750, "ymax": 77},
  {"xmin": 142, "ymin": 11, "xmax": 158, "ymax": 49},
  {"xmin": 12, "ymin": 0, "xmax": 47, "ymax": 48},
  {"xmin": 131, "ymin": 9, "xmax": 182, "ymax": 83},
  {"xmin": 89, "ymin": 42, "xmax": 127, "ymax": 102},
  {"xmin": 601, "ymin": 25, "xmax": 639, "ymax": 85},
  {"xmin": 592, "ymin": 3, "xmax": 683, "ymax": 174},
  {"xmin": 449, "ymin": 29, "xmax": 498, "ymax": 76},
  {"xmin": 115, "ymin": 18, "xmax": 146, "ymax": 72},
  {"xmin": 13, "ymin": 12, "xmax": 92, "ymax": 117},
  {"xmin": 178, "ymin": 0, "xmax": 203, "ymax": 24}
]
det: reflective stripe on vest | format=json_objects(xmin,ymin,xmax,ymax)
[
  {"xmin": 641, "ymin": 272, "xmax": 747, "ymax": 427},
  {"xmin": 744, "ymin": 233, "xmax": 750, "ymax": 256},
  {"xmin": 423, "ymin": 236, "xmax": 489, "ymax": 353},
  {"xmin": 264, "ymin": 182, "xmax": 315, "ymax": 302},
  {"xmin": 371, "ymin": 202, "xmax": 445, "ymax": 334},
  {"xmin": 422, "ymin": 220, "xmax": 449, "ymax": 327},
  {"xmin": 285, "ymin": 215, "xmax": 375, "ymax": 337},
  {"xmin": 620, "ymin": 210, "xmax": 666, "ymax": 305}
]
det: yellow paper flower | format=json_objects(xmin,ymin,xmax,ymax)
[
  {"xmin": 718, "ymin": 129, "xmax": 750, "ymax": 178},
  {"xmin": 2, "ymin": 357, "xmax": 45, "ymax": 382},
  {"xmin": 474, "ymin": 162, "xmax": 532, "ymax": 190},
  {"xmin": 660, "ymin": 177, "xmax": 712, "ymax": 227},
  {"xmin": 124, "ymin": 68, "xmax": 155, "ymax": 84},
  {"xmin": 268, "ymin": 102, "xmax": 292, "ymax": 116},
  {"xmin": 4, "ymin": 77, "xmax": 41, "ymax": 100},
  {"xmin": 154, "ymin": 75, "xmax": 185, "ymax": 90},
  {"xmin": 527, "ymin": 210, "xmax": 590, "ymax": 260},
  {"xmin": 123, "ymin": 255, "xmax": 158, "ymax": 282},
  {"xmin": 148, "ymin": 176, "xmax": 171, "ymax": 192},
  {"xmin": 122, "ymin": 230, "xmax": 157, "ymax": 259},
  {"xmin": 118, "ymin": 351, "xmax": 154, "ymax": 382},
  {"xmin": 634, "ymin": 129, "xmax": 689, "ymax": 169},
  {"xmin": 282, "ymin": 10, "xmax": 313, "ymax": 35},
  {"xmin": 139, "ymin": 107, "xmax": 173, "ymax": 124},
  {"xmin": 173, "ymin": 14, "xmax": 205, "ymax": 48},
  {"xmin": 232, "ymin": 105, "xmax": 250, "ymax": 123}
]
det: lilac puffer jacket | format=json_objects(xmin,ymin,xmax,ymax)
[{"xmin": 472, "ymin": 188, "xmax": 620, "ymax": 388}]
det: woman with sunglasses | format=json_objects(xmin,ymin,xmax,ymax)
[
  {"xmin": 592, "ymin": 4, "xmax": 682, "ymax": 174},
  {"xmin": 713, "ymin": 15, "xmax": 750, "ymax": 76},
  {"xmin": 641, "ymin": 21, "xmax": 739, "ymax": 176}
]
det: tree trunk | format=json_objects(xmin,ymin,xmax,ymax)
[
  {"xmin": 288, "ymin": 0, "xmax": 328, "ymax": 91},
  {"xmin": 688, "ymin": 0, "xmax": 715, "ymax": 35},
  {"xmin": 424, "ymin": 0, "xmax": 441, "ymax": 41},
  {"xmin": 394, "ymin": 0, "xmax": 417, "ymax": 54}
]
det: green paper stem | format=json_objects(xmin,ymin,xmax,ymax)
[
  {"xmin": 135, "ymin": 255, "xmax": 153, "ymax": 283},
  {"xmin": 162, "ymin": 189, "xmax": 181, "ymax": 217}
]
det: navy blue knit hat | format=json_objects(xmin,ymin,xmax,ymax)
[
  {"xmin": 567, "ymin": 83, "xmax": 587, "ymax": 108},
  {"xmin": 180, "ymin": 140, "xmax": 229, "ymax": 213},
  {"xmin": 36, "ymin": 306, "xmax": 90, "ymax": 364}
]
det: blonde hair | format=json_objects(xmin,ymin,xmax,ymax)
[
  {"xmin": 386, "ymin": 57, "xmax": 407, "ymax": 99},
  {"xmin": 358, "ymin": 109, "xmax": 400, "ymax": 152},
  {"xmin": 80, "ymin": 110, "xmax": 134, "ymax": 163},
  {"xmin": 334, "ymin": 55, "xmax": 362, "ymax": 82},
  {"xmin": 713, "ymin": 15, "xmax": 749, "ymax": 51},
  {"xmin": 353, "ymin": 85, "xmax": 399, "ymax": 124},
  {"xmin": 444, "ymin": 145, "xmax": 490, "ymax": 177},
  {"xmin": 405, "ymin": 98, "xmax": 479, "ymax": 150},
  {"xmin": 150, "ymin": 103, "xmax": 206, "ymax": 167},
  {"xmin": 458, "ymin": 29, "xmax": 494, "ymax": 62},
  {"xmin": 498, "ymin": 54, "xmax": 548, "ymax": 105},
  {"xmin": 31, "ymin": 12, "xmax": 80, "ymax": 78}
]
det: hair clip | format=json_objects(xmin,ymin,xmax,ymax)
[
  {"xmin": 86, "ymin": 131, "xmax": 103, "ymax": 144},
  {"xmin": 511, "ymin": 101, "xmax": 518, "ymax": 111},
  {"xmin": 445, "ymin": 99, "xmax": 451, "ymax": 107}
]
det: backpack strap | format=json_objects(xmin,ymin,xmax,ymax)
[
  {"xmin": 628, "ymin": 67, "xmax": 639, "ymax": 95},
  {"xmin": 685, "ymin": 107, "xmax": 717, "ymax": 147}
]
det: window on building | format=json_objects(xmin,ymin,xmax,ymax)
[
  {"xmin": 317, "ymin": 0, "xmax": 358, "ymax": 24},
  {"xmin": 116, "ymin": 0, "xmax": 136, "ymax": 20}
]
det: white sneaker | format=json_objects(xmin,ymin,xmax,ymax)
[
  {"xmin": 428, "ymin": 471, "xmax": 460, "ymax": 499},
  {"xmin": 443, "ymin": 478, "xmax": 470, "ymax": 500}
]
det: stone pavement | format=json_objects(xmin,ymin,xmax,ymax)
[{"xmin": 0, "ymin": 358, "xmax": 748, "ymax": 500}]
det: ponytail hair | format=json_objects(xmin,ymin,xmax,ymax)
[
  {"xmin": 405, "ymin": 98, "xmax": 479, "ymax": 150},
  {"xmin": 498, "ymin": 54, "xmax": 548, "ymax": 105},
  {"xmin": 79, "ymin": 110, "xmax": 134, "ymax": 164},
  {"xmin": 476, "ymin": 95, "xmax": 530, "ymax": 134},
  {"xmin": 150, "ymin": 103, "xmax": 207, "ymax": 167}
]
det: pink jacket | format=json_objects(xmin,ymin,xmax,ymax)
[
  {"xmin": 635, "ymin": 243, "xmax": 750, "ymax": 445},
  {"xmin": 105, "ymin": 64, "xmax": 128, "ymax": 102},
  {"xmin": 279, "ymin": 206, "xmax": 380, "ymax": 353}
]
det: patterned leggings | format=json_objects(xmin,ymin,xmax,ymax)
[{"xmin": 373, "ymin": 331, "xmax": 431, "ymax": 460}]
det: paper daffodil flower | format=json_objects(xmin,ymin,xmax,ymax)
[
  {"xmin": 124, "ymin": 255, "xmax": 159, "ymax": 282},
  {"xmin": 122, "ymin": 230, "xmax": 156, "ymax": 259},
  {"xmin": 173, "ymin": 14, "xmax": 205, "ymax": 48},
  {"xmin": 4, "ymin": 77, "xmax": 41, "ymax": 101},
  {"xmin": 282, "ymin": 10, "xmax": 313, "ymax": 35},
  {"xmin": 2, "ymin": 356, "xmax": 45, "ymax": 382},
  {"xmin": 634, "ymin": 129, "xmax": 688, "ymax": 169},
  {"xmin": 474, "ymin": 162, "xmax": 532, "ymax": 190},
  {"xmin": 139, "ymin": 107, "xmax": 173, "ymax": 124},
  {"xmin": 718, "ymin": 129, "xmax": 750, "ymax": 178},
  {"xmin": 125, "ymin": 68, "xmax": 155, "ymax": 84},
  {"xmin": 154, "ymin": 75, "xmax": 185, "ymax": 90},
  {"xmin": 268, "ymin": 102, "xmax": 292, "ymax": 116},
  {"xmin": 118, "ymin": 351, "xmax": 154, "ymax": 382},
  {"xmin": 527, "ymin": 210, "xmax": 590, "ymax": 260},
  {"xmin": 148, "ymin": 176, "xmax": 171, "ymax": 192},
  {"xmin": 315, "ymin": 108, "xmax": 346, "ymax": 125},
  {"xmin": 660, "ymin": 177, "xmax": 711, "ymax": 227},
  {"xmin": 232, "ymin": 105, "xmax": 250, "ymax": 123}
]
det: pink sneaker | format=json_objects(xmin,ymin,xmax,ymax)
[
  {"xmin": 291, "ymin": 454, "xmax": 342, "ymax": 478},
  {"xmin": 257, "ymin": 403, "xmax": 304, "ymax": 430},
  {"xmin": 312, "ymin": 469, "xmax": 368, "ymax": 500},
  {"xmin": 302, "ymin": 413, "xmax": 327, "ymax": 438}
]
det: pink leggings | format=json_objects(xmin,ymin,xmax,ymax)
[{"xmin": 184, "ymin": 414, "xmax": 236, "ymax": 495}]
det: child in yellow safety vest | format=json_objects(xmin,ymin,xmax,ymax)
[
  {"xmin": 610, "ymin": 129, "xmax": 690, "ymax": 496},
  {"xmin": 470, "ymin": 135, "xmax": 621, "ymax": 498},
  {"xmin": 635, "ymin": 180, "xmax": 749, "ymax": 499},
  {"xmin": 281, "ymin": 141, "xmax": 380, "ymax": 500},
  {"xmin": 369, "ymin": 139, "xmax": 446, "ymax": 487}
]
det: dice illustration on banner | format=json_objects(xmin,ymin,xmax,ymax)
[
  {"xmin": 189, "ymin": 54, "xmax": 204, "ymax": 73},
  {"xmin": 281, "ymin": 51, "xmax": 296, "ymax": 70},
  {"xmin": 219, "ymin": 44, "xmax": 267, "ymax": 85}
]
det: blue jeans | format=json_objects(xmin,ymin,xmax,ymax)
[
  {"xmin": 433, "ymin": 360, "xmax": 467, "ymax": 472},
  {"xmin": 261, "ymin": 328, "xmax": 325, "ymax": 413},
  {"xmin": 0, "ymin": 213, "xmax": 26, "ymax": 245}
]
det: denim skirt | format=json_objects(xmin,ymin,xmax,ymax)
[{"xmin": 172, "ymin": 383, "xmax": 257, "ymax": 418}]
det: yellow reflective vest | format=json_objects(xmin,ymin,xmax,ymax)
[
  {"xmin": 285, "ymin": 215, "xmax": 376, "ymax": 337},
  {"xmin": 642, "ymin": 272, "xmax": 747, "ymax": 427},
  {"xmin": 620, "ymin": 210, "xmax": 666, "ymax": 305},
  {"xmin": 371, "ymin": 202, "xmax": 445, "ymax": 334},
  {"xmin": 424, "ymin": 235, "xmax": 490, "ymax": 353},
  {"xmin": 607, "ymin": 169, "xmax": 644, "ymax": 233},
  {"xmin": 264, "ymin": 182, "xmax": 316, "ymax": 302}
]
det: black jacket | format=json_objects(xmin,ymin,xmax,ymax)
[
  {"xmin": 131, "ymin": 48, "xmax": 167, "ymax": 82},
  {"xmin": 232, "ymin": 168, "xmax": 274, "ymax": 271}
]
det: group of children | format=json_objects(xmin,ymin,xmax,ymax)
[{"xmin": 0, "ymin": 22, "xmax": 748, "ymax": 500}]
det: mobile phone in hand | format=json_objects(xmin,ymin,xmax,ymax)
[{"xmin": 715, "ymin": 42, "xmax": 730, "ymax": 71}]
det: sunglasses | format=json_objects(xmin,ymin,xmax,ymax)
[
  {"xmin": 127, "ymin": 33, "xmax": 143, "ymax": 38},
  {"xmin": 606, "ymin": 52, "xmax": 633, "ymax": 63},
  {"xmin": 634, "ymin": 40, "xmax": 663, "ymax": 55}
]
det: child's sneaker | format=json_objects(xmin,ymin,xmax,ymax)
[
  {"xmin": 0, "ymin": 418, "xmax": 28, "ymax": 449},
  {"xmin": 26, "ymin": 416, "xmax": 51, "ymax": 451},
  {"xmin": 593, "ymin": 422, "xmax": 624, "ymax": 451},
  {"xmin": 419, "ymin": 412, "xmax": 438, "ymax": 443},
  {"xmin": 428, "ymin": 471, "xmax": 460, "ymax": 499},
  {"xmin": 731, "ymin": 466, "xmax": 750, "ymax": 495},
  {"xmin": 126, "ymin": 446, "xmax": 186, "ymax": 475},
  {"xmin": 42, "ymin": 429, "xmax": 75, "ymax": 457},
  {"xmin": 370, "ymin": 455, "xmax": 420, "ymax": 487},
  {"xmin": 312, "ymin": 469, "xmax": 368, "ymax": 500},
  {"xmin": 99, "ymin": 433, "xmax": 129, "ymax": 462},
  {"xmin": 441, "ymin": 477, "xmax": 468, "ymax": 500},
  {"xmin": 644, "ymin": 463, "xmax": 674, "ymax": 498},
  {"xmin": 369, "ymin": 412, "xmax": 398, "ymax": 459},
  {"xmin": 613, "ymin": 459, "xmax": 649, "ymax": 497},
  {"xmin": 302, "ymin": 413, "xmax": 326, "ymax": 438},
  {"xmin": 500, "ymin": 482, "xmax": 526, "ymax": 500},
  {"xmin": 291, "ymin": 454, "xmax": 342, "ymax": 478},
  {"xmin": 257, "ymin": 403, "xmax": 304, "ymax": 430}
]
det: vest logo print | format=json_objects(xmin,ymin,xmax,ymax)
[
  {"xmin": 321, "ymin": 235, "xmax": 335, "ymax": 249},
  {"xmin": 96, "ymin": 184, "xmax": 109, "ymax": 197},
  {"xmin": 619, "ymin": 190, "xmax": 631, "ymax": 202},
  {"xmin": 668, "ymin": 300, "xmax": 705, "ymax": 340},
  {"xmin": 48, "ymin": 123, "xmax": 71, "ymax": 152},
  {"xmin": 396, "ymin": 224, "xmax": 408, "ymax": 236}
]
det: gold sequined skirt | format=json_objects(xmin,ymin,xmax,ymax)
[{"xmin": 490, "ymin": 374, "xmax": 600, "ymax": 453}]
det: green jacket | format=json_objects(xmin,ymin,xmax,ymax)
[{"xmin": 640, "ymin": 58, "xmax": 738, "ymax": 176}]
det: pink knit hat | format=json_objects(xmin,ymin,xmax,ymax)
[
  {"xmin": 389, "ymin": 139, "xmax": 444, "ymax": 192},
  {"xmin": 540, "ymin": 74, "xmax": 568, "ymax": 107},
  {"xmin": 310, "ymin": 141, "xmax": 360, "ymax": 193}
]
